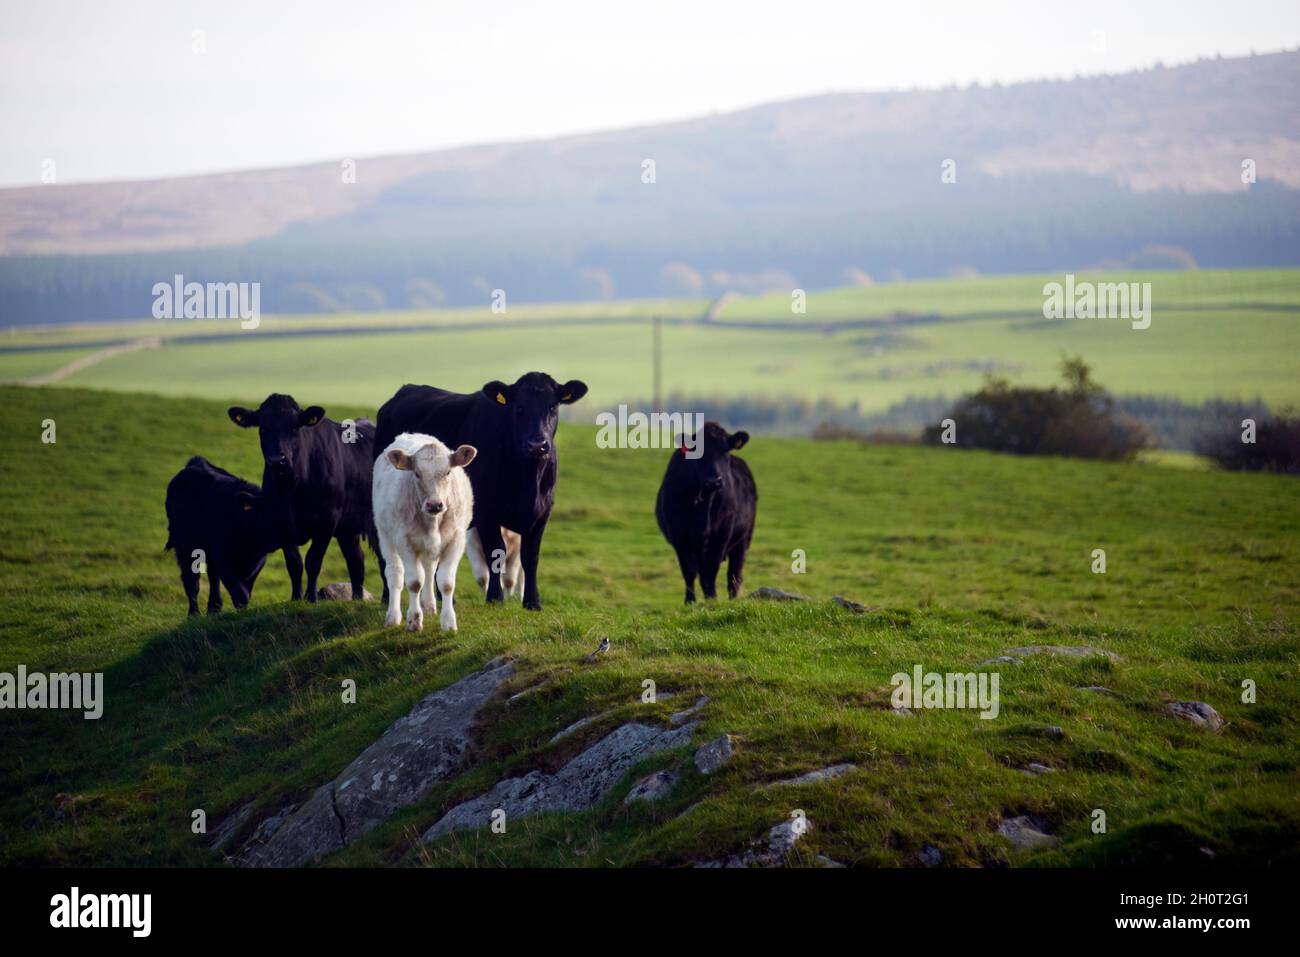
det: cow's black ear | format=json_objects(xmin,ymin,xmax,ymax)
[
  {"xmin": 299, "ymin": 406, "xmax": 326, "ymax": 427},
  {"xmin": 482, "ymin": 381, "xmax": 511, "ymax": 406},
  {"xmin": 228, "ymin": 407, "xmax": 258, "ymax": 428},
  {"xmin": 557, "ymin": 380, "xmax": 588, "ymax": 404},
  {"xmin": 728, "ymin": 431, "xmax": 750, "ymax": 451}
]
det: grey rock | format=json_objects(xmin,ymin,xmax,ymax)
[
  {"xmin": 317, "ymin": 582, "xmax": 375, "ymax": 601},
  {"xmin": 423, "ymin": 720, "xmax": 698, "ymax": 840},
  {"xmin": 1019, "ymin": 762, "xmax": 1056, "ymax": 776},
  {"xmin": 549, "ymin": 713, "xmax": 604, "ymax": 743},
  {"xmin": 918, "ymin": 844, "xmax": 943, "ymax": 867},
  {"xmin": 694, "ymin": 734, "xmax": 735, "ymax": 774},
  {"xmin": 209, "ymin": 802, "xmax": 254, "ymax": 853},
  {"xmin": 1032, "ymin": 725, "xmax": 1065, "ymax": 739},
  {"xmin": 817, "ymin": 854, "xmax": 847, "ymax": 868},
  {"xmin": 1078, "ymin": 685, "xmax": 1118, "ymax": 695},
  {"xmin": 239, "ymin": 656, "xmax": 515, "ymax": 867},
  {"xmin": 979, "ymin": 656, "xmax": 1021, "ymax": 665},
  {"xmin": 832, "ymin": 595, "xmax": 867, "ymax": 613},
  {"xmin": 624, "ymin": 769, "xmax": 680, "ymax": 805},
  {"xmin": 1005, "ymin": 645, "xmax": 1122, "ymax": 662},
  {"xmin": 770, "ymin": 763, "xmax": 856, "ymax": 787},
  {"xmin": 696, "ymin": 817, "xmax": 812, "ymax": 868},
  {"xmin": 749, "ymin": 587, "xmax": 810, "ymax": 601},
  {"xmin": 507, "ymin": 681, "xmax": 547, "ymax": 703},
  {"xmin": 669, "ymin": 696, "xmax": 709, "ymax": 726},
  {"xmin": 998, "ymin": 815, "xmax": 1061, "ymax": 851},
  {"xmin": 891, "ymin": 706, "xmax": 915, "ymax": 717},
  {"xmin": 1166, "ymin": 700, "xmax": 1226, "ymax": 732}
]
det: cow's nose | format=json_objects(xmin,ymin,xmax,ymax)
[
  {"xmin": 526, "ymin": 440, "xmax": 550, "ymax": 457},
  {"xmin": 424, "ymin": 501, "xmax": 444, "ymax": 514}
]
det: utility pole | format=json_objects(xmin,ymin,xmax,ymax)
[{"xmin": 652, "ymin": 313, "xmax": 662, "ymax": 413}]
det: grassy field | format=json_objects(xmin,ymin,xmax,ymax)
[
  {"xmin": 1, "ymin": 384, "xmax": 1297, "ymax": 867},
  {"xmin": 2, "ymin": 269, "xmax": 1298, "ymax": 413}
]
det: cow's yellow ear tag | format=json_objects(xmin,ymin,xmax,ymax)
[
  {"xmin": 242, "ymin": 502, "xmax": 254, "ymax": 511},
  {"xmin": 496, "ymin": 392, "xmax": 507, "ymax": 405},
  {"xmin": 561, "ymin": 392, "xmax": 571, "ymax": 401}
]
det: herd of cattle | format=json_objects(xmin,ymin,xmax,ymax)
[{"xmin": 164, "ymin": 371, "xmax": 759, "ymax": 628}]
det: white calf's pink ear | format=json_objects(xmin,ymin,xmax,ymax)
[
  {"xmin": 451, "ymin": 445, "xmax": 477, "ymax": 468},
  {"xmin": 387, "ymin": 449, "xmax": 412, "ymax": 471}
]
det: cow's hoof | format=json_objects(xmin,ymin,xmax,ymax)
[
  {"xmin": 406, "ymin": 618, "xmax": 423, "ymax": 633},
  {"xmin": 384, "ymin": 613, "xmax": 401, "ymax": 628},
  {"xmin": 523, "ymin": 600, "xmax": 542, "ymax": 611}
]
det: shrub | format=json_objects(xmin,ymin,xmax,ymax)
[
  {"xmin": 923, "ymin": 357, "xmax": 1152, "ymax": 460},
  {"xmin": 1194, "ymin": 410, "xmax": 1300, "ymax": 474}
]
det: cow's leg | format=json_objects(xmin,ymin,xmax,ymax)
[
  {"xmin": 336, "ymin": 532, "xmax": 367, "ymax": 600},
  {"xmin": 283, "ymin": 544, "xmax": 304, "ymax": 601},
  {"xmin": 178, "ymin": 550, "xmax": 200, "ymax": 616},
  {"xmin": 504, "ymin": 532, "xmax": 524, "ymax": 599},
  {"xmin": 404, "ymin": 548, "xmax": 426, "ymax": 632},
  {"xmin": 465, "ymin": 528, "xmax": 490, "ymax": 595},
  {"xmin": 436, "ymin": 531, "xmax": 466, "ymax": 631},
  {"xmin": 699, "ymin": 561, "xmax": 720, "ymax": 600},
  {"xmin": 421, "ymin": 547, "xmax": 437, "ymax": 618},
  {"xmin": 674, "ymin": 546, "xmax": 698, "ymax": 604},
  {"xmin": 377, "ymin": 551, "xmax": 389, "ymax": 604},
  {"xmin": 699, "ymin": 539, "xmax": 726, "ymax": 600},
  {"xmin": 519, "ymin": 518, "xmax": 548, "ymax": 611},
  {"xmin": 382, "ymin": 539, "xmax": 404, "ymax": 628},
  {"xmin": 304, "ymin": 534, "xmax": 330, "ymax": 602},
  {"xmin": 726, "ymin": 543, "xmax": 748, "ymax": 599},
  {"xmin": 477, "ymin": 523, "xmax": 507, "ymax": 604},
  {"xmin": 205, "ymin": 559, "xmax": 224, "ymax": 614}
]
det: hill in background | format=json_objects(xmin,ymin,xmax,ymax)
[{"xmin": 2, "ymin": 51, "xmax": 1299, "ymax": 325}]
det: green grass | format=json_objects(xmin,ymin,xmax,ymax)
[
  {"xmin": 1, "ymin": 384, "xmax": 1297, "ymax": 868},
  {"xmin": 4, "ymin": 269, "xmax": 1299, "ymax": 412}
]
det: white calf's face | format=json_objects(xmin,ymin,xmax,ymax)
[{"xmin": 387, "ymin": 443, "xmax": 476, "ymax": 515}]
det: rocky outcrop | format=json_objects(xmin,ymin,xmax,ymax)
[
  {"xmin": 694, "ymin": 734, "xmax": 735, "ymax": 774},
  {"xmin": 696, "ymin": 817, "xmax": 813, "ymax": 867},
  {"xmin": 768, "ymin": 763, "xmax": 856, "ymax": 787},
  {"xmin": 669, "ymin": 696, "xmax": 709, "ymax": 727},
  {"xmin": 749, "ymin": 587, "xmax": 809, "ymax": 601},
  {"xmin": 317, "ymin": 582, "xmax": 375, "ymax": 601},
  {"xmin": 1166, "ymin": 700, "xmax": 1226, "ymax": 732},
  {"xmin": 422, "ymin": 720, "xmax": 698, "ymax": 840},
  {"xmin": 997, "ymin": 815, "xmax": 1061, "ymax": 851},
  {"xmin": 237, "ymin": 656, "xmax": 515, "ymax": 867},
  {"xmin": 624, "ymin": 769, "xmax": 680, "ymax": 805}
]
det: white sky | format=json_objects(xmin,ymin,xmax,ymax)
[{"xmin": 1, "ymin": 0, "xmax": 1298, "ymax": 187}]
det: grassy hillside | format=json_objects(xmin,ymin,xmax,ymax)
[
  {"xmin": 1, "ymin": 385, "xmax": 1297, "ymax": 867},
  {"xmin": 3, "ymin": 270, "xmax": 1298, "ymax": 414}
]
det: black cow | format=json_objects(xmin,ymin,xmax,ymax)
[
  {"xmin": 228, "ymin": 394, "xmax": 375, "ymax": 602},
  {"xmin": 164, "ymin": 456, "xmax": 280, "ymax": 615},
  {"xmin": 373, "ymin": 372, "xmax": 588, "ymax": 610},
  {"xmin": 655, "ymin": 422, "xmax": 757, "ymax": 604}
]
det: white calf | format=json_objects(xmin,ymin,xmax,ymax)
[
  {"xmin": 373, "ymin": 433, "xmax": 476, "ymax": 632},
  {"xmin": 466, "ymin": 527, "xmax": 524, "ymax": 600}
]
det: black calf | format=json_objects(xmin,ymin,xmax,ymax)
[
  {"xmin": 164, "ymin": 456, "xmax": 279, "ymax": 615},
  {"xmin": 655, "ymin": 422, "xmax": 757, "ymax": 603}
]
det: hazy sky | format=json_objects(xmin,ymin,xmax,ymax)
[{"xmin": 2, "ymin": 0, "xmax": 1297, "ymax": 187}]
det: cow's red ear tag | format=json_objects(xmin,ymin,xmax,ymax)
[
  {"xmin": 496, "ymin": 392, "xmax": 507, "ymax": 405},
  {"xmin": 679, "ymin": 445, "xmax": 688, "ymax": 455}
]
